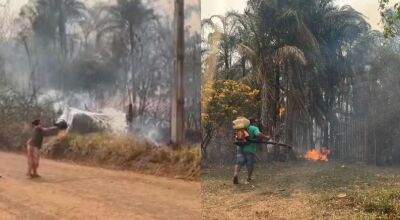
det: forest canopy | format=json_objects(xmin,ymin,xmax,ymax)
[
  {"xmin": 0, "ymin": 0, "xmax": 201, "ymax": 133},
  {"xmin": 202, "ymin": 0, "xmax": 400, "ymax": 164}
]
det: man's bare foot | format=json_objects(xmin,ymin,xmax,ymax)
[
  {"xmin": 32, "ymin": 174, "xmax": 41, "ymax": 178},
  {"xmin": 233, "ymin": 175, "xmax": 239, "ymax": 185}
]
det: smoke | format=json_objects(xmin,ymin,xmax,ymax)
[
  {"xmin": 55, "ymin": 105, "xmax": 168, "ymax": 146},
  {"xmin": 0, "ymin": 0, "xmax": 201, "ymax": 148}
]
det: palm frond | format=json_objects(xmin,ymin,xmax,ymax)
[
  {"xmin": 201, "ymin": 18, "xmax": 222, "ymax": 33},
  {"xmin": 274, "ymin": 45, "xmax": 307, "ymax": 65},
  {"xmin": 237, "ymin": 43, "xmax": 258, "ymax": 62}
]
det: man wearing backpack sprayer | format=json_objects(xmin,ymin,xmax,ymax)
[{"xmin": 233, "ymin": 118, "xmax": 270, "ymax": 185}]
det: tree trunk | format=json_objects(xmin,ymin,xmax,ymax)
[
  {"xmin": 224, "ymin": 48, "xmax": 229, "ymax": 79},
  {"xmin": 129, "ymin": 24, "xmax": 135, "ymax": 56},
  {"xmin": 59, "ymin": 10, "xmax": 67, "ymax": 57},
  {"xmin": 273, "ymin": 64, "xmax": 280, "ymax": 132},
  {"xmin": 260, "ymin": 64, "xmax": 270, "ymax": 134},
  {"xmin": 128, "ymin": 23, "xmax": 138, "ymax": 116},
  {"xmin": 241, "ymin": 58, "xmax": 246, "ymax": 77},
  {"xmin": 286, "ymin": 62, "xmax": 294, "ymax": 145}
]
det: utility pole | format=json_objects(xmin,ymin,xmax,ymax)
[{"xmin": 171, "ymin": 0, "xmax": 185, "ymax": 147}]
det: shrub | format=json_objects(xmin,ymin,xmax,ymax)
[
  {"xmin": 201, "ymin": 80, "xmax": 260, "ymax": 157},
  {"xmin": 0, "ymin": 82, "xmax": 55, "ymax": 151},
  {"xmin": 43, "ymin": 133, "xmax": 200, "ymax": 180}
]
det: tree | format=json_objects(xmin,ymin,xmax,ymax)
[
  {"xmin": 97, "ymin": 0, "xmax": 156, "ymax": 114},
  {"xmin": 202, "ymin": 0, "xmax": 371, "ymax": 159},
  {"xmin": 42, "ymin": 0, "xmax": 86, "ymax": 56},
  {"xmin": 379, "ymin": 0, "xmax": 400, "ymax": 37},
  {"xmin": 21, "ymin": 0, "xmax": 86, "ymax": 55},
  {"xmin": 98, "ymin": 0, "xmax": 155, "ymax": 56},
  {"xmin": 0, "ymin": 1, "xmax": 14, "ymax": 42},
  {"xmin": 201, "ymin": 13, "xmax": 243, "ymax": 79},
  {"xmin": 78, "ymin": 5, "xmax": 103, "ymax": 50},
  {"xmin": 201, "ymin": 80, "xmax": 260, "ymax": 157}
]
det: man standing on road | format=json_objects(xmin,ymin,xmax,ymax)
[
  {"xmin": 233, "ymin": 118, "xmax": 270, "ymax": 185},
  {"xmin": 26, "ymin": 119, "xmax": 67, "ymax": 178}
]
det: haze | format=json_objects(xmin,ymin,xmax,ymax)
[{"xmin": 201, "ymin": 0, "xmax": 384, "ymax": 30}]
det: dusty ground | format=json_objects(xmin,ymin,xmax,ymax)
[
  {"xmin": 0, "ymin": 152, "xmax": 200, "ymax": 220},
  {"xmin": 202, "ymin": 161, "xmax": 400, "ymax": 220}
]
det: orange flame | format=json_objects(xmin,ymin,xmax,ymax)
[
  {"xmin": 57, "ymin": 130, "xmax": 68, "ymax": 141},
  {"xmin": 279, "ymin": 104, "xmax": 286, "ymax": 119},
  {"xmin": 305, "ymin": 147, "xmax": 330, "ymax": 161}
]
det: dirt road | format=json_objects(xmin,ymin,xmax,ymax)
[{"xmin": 0, "ymin": 152, "xmax": 200, "ymax": 220}]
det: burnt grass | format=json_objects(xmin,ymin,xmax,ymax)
[
  {"xmin": 202, "ymin": 161, "xmax": 400, "ymax": 220},
  {"xmin": 42, "ymin": 134, "xmax": 200, "ymax": 181}
]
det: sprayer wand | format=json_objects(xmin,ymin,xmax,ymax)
[{"xmin": 234, "ymin": 139, "xmax": 293, "ymax": 149}]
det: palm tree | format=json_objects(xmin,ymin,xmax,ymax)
[
  {"xmin": 97, "ymin": 0, "xmax": 156, "ymax": 115},
  {"xmin": 201, "ymin": 13, "xmax": 243, "ymax": 79},
  {"xmin": 20, "ymin": 0, "xmax": 85, "ymax": 56},
  {"xmin": 97, "ymin": 0, "xmax": 155, "ymax": 56},
  {"xmin": 202, "ymin": 0, "xmax": 369, "ymax": 147},
  {"xmin": 305, "ymin": 3, "xmax": 369, "ymax": 146},
  {"xmin": 36, "ymin": 0, "xmax": 86, "ymax": 56},
  {"xmin": 20, "ymin": 1, "xmax": 58, "ymax": 48},
  {"xmin": 233, "ymin": 0, "xmax": 317, "ymax": 134}
]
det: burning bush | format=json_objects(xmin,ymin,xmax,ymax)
[
  {"xmin": 43, "ymin": 133, "xmax": 200, "ymax": 180},
  {"xmin": 304, "ymin": 148, "xmax": 331, "ymax": 161}
]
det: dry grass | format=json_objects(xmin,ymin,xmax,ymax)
[
  {"xmin": 202, "ymin": 162, "xmax": 400, "ymax": 219},
  {"xmin": 43, "ymin": 133, "xmax": 200, "ymax": 180}
]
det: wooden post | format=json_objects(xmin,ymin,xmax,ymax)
[{"xmin": 171, "ymin": 0, "xmax": 185, "ymax": 147}]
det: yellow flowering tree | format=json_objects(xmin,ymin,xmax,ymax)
[{"xmin": 201, "ymin": 80, "xmax": 260, "ymax": 157}]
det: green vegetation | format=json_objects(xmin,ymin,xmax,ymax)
[
  {"xmin": 379, "ymin": 0, "xmax": 400, "ymax": 37},
  {"xmin": 201, "ymin": 80, "xmax": 260, "ymax": 155},
  {"xmin": 0, "ymin": 80, "xmax": 55, "ymax": 150},
  {"xmin": 202, "ymin": 0, "xmax": 400, "ymax": 164}
]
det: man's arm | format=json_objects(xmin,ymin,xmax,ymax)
[
  {"xmin": 42, "ymin": 126, "xmax": 60, "ymax": 137},
  {"xmin": 259, "ymin": 133, "xmax": 271, "ymax": 140},
  {"xmin": 251, "ymin": 127, "xmax": 271, "ymax": 141}
]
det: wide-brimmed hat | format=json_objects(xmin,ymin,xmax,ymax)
[{"xmin": 232, "ymin": 116, "xmax": 250, "ymax": 129}]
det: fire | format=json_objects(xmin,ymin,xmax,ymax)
[
  {"xmin": 305, "ymin": 149, "xmax": 320, "ymax": 161},
  {"xmin": 57, "ymin": 130, "xmax": 68, "ymax": 140},
  {"xmin": 279, "ymin": 104, "xmax": 286, "ymax": 119},
  {"xmin": 305, "ymin": 147, "xmax": 330, "ymax": 161}
]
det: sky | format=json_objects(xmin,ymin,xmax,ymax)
[
  {"xmin": 6, "ymin": 0, "xmax": 192, "ymax": 13},
  {"xmin": 201, "ymin": 0, "xmax": 384, "ymax": 31},
  {"xmin": 0, "ymin": 0, "xmax": 382, "ymax": 32},
  {"xmin": 3, "ymin": 0, "xmax": 200, "ymax": 31}
]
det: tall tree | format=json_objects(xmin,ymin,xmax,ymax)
[
  {"xmin": 97, "ymin": 0, "xmax": 155, "ymax": 114},
  {"xmin": 35, "ymin": 0, "xmax": 86, "ymax": 55}
]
